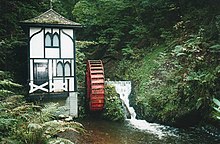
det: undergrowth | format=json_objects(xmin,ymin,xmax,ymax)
[
  {"xmin": 0, "ymin": 71, "xmax": 84, "ymax": 143},
  {"xmin": 102, "ymin": 85, "xmax": 125, "ymax": 122},
  {"xmin": 112, "ymin": 32, "xmax": 220, "ymax": 127}
]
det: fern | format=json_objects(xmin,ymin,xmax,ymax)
[
  {"xmin": 43, "ymin": 120, "xmax": 84, "ymax": 136},
  {"xmin": 48, "ymin": 137, "xmax": 75, "ymax": 144},
  {"xmin": 209, "ymin": 44, "xmax": 220, "ymax": 52},
  {"xmin": 0, "ymin": 90, "xmax": 14, "ymax": 98},
  {"xmin": 0, "ymin": 71, "xmax": 22, "ymax": 99},
  {"xmin": 213, "ymin": 98, "xmax": 220, "ymax": 120},
  {"xmin": 37, "ymin": 103, "xmax": 59, "ymax": 123},
  {"xmin": 0, "ymin": 79, "xmax": 22, "ymax": 89},
  {"xmin": 13, "ymin": 105, "xmax": 84, "ymax": 144},
  {"xmin": 0, "ymin": 118, "xmax": 17, "ymax": 134},
  {"xmin": 0, "ymin": 78, "xmax": 84, "ymax": 143}
]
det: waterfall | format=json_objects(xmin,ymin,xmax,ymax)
[{"xmin": 105, "ymin": 81, "xmax": 176, "ymax": 138}]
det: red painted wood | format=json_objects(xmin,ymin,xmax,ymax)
[{"xmin": 86, "ymin": 60, "xmax": 105, "ymax": 111}]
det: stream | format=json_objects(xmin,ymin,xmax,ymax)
[
  {"xmin": 60, "ymin": 81, "xmax": 220, "ymax": 144},
  {"xmin": 62, "ymin": 117, "xmax": 220, "ymax": 144}
]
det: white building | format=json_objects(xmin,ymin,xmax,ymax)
[{"xmin": 22, "ymin": 8, "xmax": 81, "ymax": 116}]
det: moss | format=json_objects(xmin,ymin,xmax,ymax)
[
  {"xmin": 102, "ymin": 85, "xmax": 125, "ymax": 122},
  {"xmin": 32, "ymin": 19, "xmax": 60, "ymax": 24}
]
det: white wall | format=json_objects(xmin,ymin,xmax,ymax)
[
  {"xmin": 45, "ymin": 48, "xmax": 59, "ymax": 58},
  {"xmin": 61, "ymin": 29, "xmax": 74, "ymax": 58},
  {"xmin": 30, "ymin": 28, "xmax": 44, "ymax": 58}
]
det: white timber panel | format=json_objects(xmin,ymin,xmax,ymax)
[
  {"xmin": 30, "ymin": 59, "xmax": 33, "ymax": 81},
  {"xmin": 48, "ymin": 59, "xmax": 52, "ymax": 80},
  {"xmin": 30, "ymin": 28, "xmax": 44, "ymax": 58},
  {"xmin": 53, "ymin": 59, "xmax": 57, "ymax": 76},
  {"xmin": 66, "ymin": 77, "xmax": 74, "ymax": 91},
  {"xmin": 30, "ymin": 27, "xmax": 41, "ymax": 36},
  {"xmin": 45, "ymin": 28, "xmax": 51, "ymax": 34},
  {"xmin": 64, "ymin": 59, "xmax": 70, "ymax": 63},
  {"xmin": 34, "ymin": 59, "xmax": 47, "ymax": 63},
  {"xmin": 48, "ymin": 59, "xmax": 53, "ymax": 92},
  {"xmin": 71, "ymin": 59, "xmax": 74, "ymax": 76},
  {"xmin": 45, "ymin": 48, "xmax": 59, "ymax": 58},
  {"xmin": 53, "ymin": 29, "xmax": 59, "ymax": 34},
  {"xmin": 52, "ymin": 78, "xmax": 66, "ymax": 92},
  {"xmin": 61, "ymin": 29, "xmax": 74, "ymax": 58},
  {"xmin": 29, "ymin": 82, "xmax": 48, "ymax": 93}
]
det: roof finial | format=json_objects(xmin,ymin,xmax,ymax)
[{"xmin": 50, "ymin": 0, "xmax": 53, "ymax": 9}]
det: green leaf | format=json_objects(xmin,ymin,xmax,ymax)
[
  {"xmin": 213, "ymin": 107, "xmax": 220, "ymax": 113},
  {"xmin": 173, "ymin": 45, "xmax": 184, "ymax": 53},
  {"xmin": 209, "ymin": 44, "xmax": 220, "ymax": 50},
  {"xmin": 209, "ymin": 44, "xmax": 220, "ymax": 52},
  {"xmin": 196, "ymin": 98, "xmax": 203, "ymax": 109},
  {"xmin": 213, "ymin": 98, "xmax": 220, "ymax": 107},
  {"xmin": 0, "ymin": 80, "xmax": 22, "ymax": 88},
  {"xmin": 215, "ymin": 66, "xmax": 220, "ymax": 73},
  {"xmin": 176, "ymin": 52, "xmax": 186, "ymax": 57}
]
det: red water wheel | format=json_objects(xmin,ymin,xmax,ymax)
[{"xmin": 86, "ymin": 60, "xmax": 105, "ymax": 111}]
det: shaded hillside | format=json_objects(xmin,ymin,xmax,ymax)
[
  {"xmin": 74, "ymin": 0, "xmax": 220, "ymax": 60},
  {"xmin": 73, "ymin": 0, "xmax": 220, "ymax": 127}
]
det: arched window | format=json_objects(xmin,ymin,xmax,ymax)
[
  {"xmin": 45, "ymin": 33, "xmax": 51, "ymax": 47},
  {"xmin": 64, "ymin": 62, "xmax": 71, "ymax": 76},
  {"xmin": 56, "ymin": 62, "xmax": 63, "ymax": 76},
  {"xmin": 53, "ymin": 33, "xmax": 59, "ymax": 47},
  {"xmin": 45, "ymin": 32, "xmax": 60, "ymax": 48}
]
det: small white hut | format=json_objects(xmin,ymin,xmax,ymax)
[{"xmin": 22, "ymin": 8, "xmax": 81, "ymax": 116}]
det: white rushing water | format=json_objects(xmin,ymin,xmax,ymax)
[{"xmin": 105, "ymin": 81, "xmax": 176, "ymax": 138}]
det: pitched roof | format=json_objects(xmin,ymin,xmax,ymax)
[{"xmin": 22, "ymin": 9, "xmax": 81, "ymax": 27}]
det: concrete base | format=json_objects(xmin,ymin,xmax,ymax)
[{"xmin": 66, "ymin": 92, "xmax": 78, "ymax": 117}]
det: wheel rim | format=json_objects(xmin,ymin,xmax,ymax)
[{"xmin": 86, "ymin": 60, "xmax": 105, "ymax": 111}]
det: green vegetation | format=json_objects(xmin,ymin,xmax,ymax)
[
  {"xmin": 213, "ymin": 98, "xmax": 220, "ymax": 120},
  {"xmin": 102, "ymin": 85, "xmax": 125, "ymax": 122},
  {"xmin": 126, "ymin": 33, "xmax": 220, "ymax": 127},
  {"xmin": 0, "ymin": 71, "xmax": 84, "ymax": 143},
  {"xmin": 73, "ymin": 0, "xmax": 220, "ymax": 127},
  {"xmin": 110, "ymin": 31, "xmax": 220, "ymax": 127}
]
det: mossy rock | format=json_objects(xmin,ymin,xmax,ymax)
[{"xmin": 102, "ymin": 85, "xmax": 125, "ymax": 122}]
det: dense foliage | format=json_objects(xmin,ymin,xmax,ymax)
[
  {"xmin": 102, "ymin": 85, "xmax": 125, "ymax": 122},
  {"xmin": 74, "ymin": 0, "xmax": 220, "ymax": 56},
  {"xmin": 0, "ymin": 71, "xmax": 84, "ymax": 143},
  {"xmin": 123, "ymin": 33, "xmax": 220, "ymax": 127},
  {"xmin": 73, "ymin": 0, "xmax": 220, "ymax": 127}
]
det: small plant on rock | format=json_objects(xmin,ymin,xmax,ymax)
[{"xmin": 102, "ymin": 85, "xmax": 125, "ymax": 122}]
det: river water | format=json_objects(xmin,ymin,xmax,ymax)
[
  {"xmin": 59, "ymin": 81, "xmax": 220, "ymax": 143},
  {"xmin": 71, "ymin": 117, "xmax": 220, "ymax": 144}
]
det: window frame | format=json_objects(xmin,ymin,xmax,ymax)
[
  {"xmin": 64, "ymin": 61, "xmax": 71, "ymax": 77},
  {"xmin": 56, "ymin": 61, "xmax": 64, "ymax": 77},
  {"xmin": 45, "ymin": 32, "xmax": 60, "ymax": 48}
]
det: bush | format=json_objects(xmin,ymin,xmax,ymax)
[
  {"xmin": 0, "ymin": 95, "xmax": 84, "ymax": 143},
  {"xmin": 102, "ymin": 85, "xmax": 125, "ymax": 122}
]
